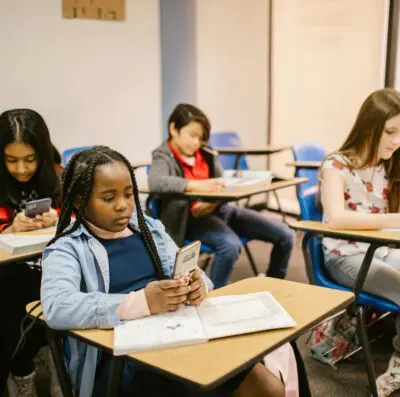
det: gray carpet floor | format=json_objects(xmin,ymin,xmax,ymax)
[{"xmin": 4, "ymin": 220, "xmax": 400, "ymax": 397}]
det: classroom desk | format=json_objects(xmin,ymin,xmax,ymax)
[
  {"xmin": 289, "ymin": 220, "xmax": 400, "ymax": 292},
  {"xmin": 288, "ymin": 220, "xmax": 400, "ymax": 397},
  {"xmin": 132, "ymin": 161, "xmax": 150, "ymax": 171},
  {"xmin": 285, "ymin": 160, "xmax": 321, "ymax": 169},
  {"xmin": 27, "ymin": 277, "xmax": 353, "ymax": 397},
  {"xmin": 0, "ymin": 248, "xmax": 43, "ymax": 266},
  {"xmin": 0, "ymin": 229, "xmax": 54, "ymax": 266},
  {"xmin": 140, "ymin": 177, "xmax": 307, "ymax": 203},
  {"xmin": 215, "ymin": 146, "xmax": 289, "ymax": 170}
]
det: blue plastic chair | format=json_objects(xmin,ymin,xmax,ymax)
[
  {"xmin": 297, "ymin": 188, "xmax": 400, "ymax": 396},
  {"xmin": 209, "ymin": 132, "xmax": 249, "ymax": 170},
  {"xmin": 291, "ymin": 143, "xmax": 326, "ymax": 196},
  {"xmin": 62, "ymin": 146, "xmax": 93, "ymax": 166}
]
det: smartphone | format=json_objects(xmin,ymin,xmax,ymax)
[
  {"xmin": 25, "ymin": 198, "xmax": 52, "ymax": 219},
  {"xmin": 173, "ymin": 240, "xmax": 201, "ymax": 279}
]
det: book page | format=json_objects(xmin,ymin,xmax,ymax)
[
  {"xmin": 113, "ymin": 305, "xmax": 207, "ymax": 355},
  {"xmin": 197, "ymin": 292, "xmax": 296, "ymax": 340},
  {"xmin": 221, "ymin": 171, "xmax": 273, "ymax": 190}
]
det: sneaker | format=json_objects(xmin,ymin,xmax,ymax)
[
  {"xmin": 7, "ymin": 372, "xmax": 37, "ymax": 397},
  {"xmin": 375, "ymin": 351, "xmax": 400, "ymax": 397}
]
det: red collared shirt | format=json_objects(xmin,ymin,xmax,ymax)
[
  {"xmin": 168, "ymin": 141, "xmax": 209, "ymax": 212},
  {"xmin": 168, "ymin": 141, "xmax": 209, "ymax": 180}
]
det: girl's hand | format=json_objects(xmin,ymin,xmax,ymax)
[
  {"xmin": 187, "ymin": 269, "xmax": 207, "ymax": 306},
  {"xmin": 145, "ymin": 279, "xmax": 191, "ymax": 314},
  {"xmin": 8, "ymin": 212, "xmax": 43, "ymax": 233},
  {"xmin": 35, "ymin": 208, "xmax": 58, "ymax": 228}
]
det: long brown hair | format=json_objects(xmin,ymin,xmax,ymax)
[{"xmin": 338, "ymin": 88, "xmax": 400, "ymax": 212}]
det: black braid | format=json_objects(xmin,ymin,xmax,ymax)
[
  {"xmin": 93, "ymin": 147, "xmax": 166, "ymax": 279},
  {"xmin": 47, "ymin": 146, "xmax": 167, "ymax": 280}
]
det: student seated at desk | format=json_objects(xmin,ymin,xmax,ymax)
[
  {"xmin": 0, "ymin": 109, "xmax": 62, "ymax": 397},
  {"xmin": 40, "ymin": 146, "xmax": 302, "ymax": 397},
  {"xmin": 320, "ymin": 88, "xmax": 400, "ymax": 396},
  {"xmin": 148, "ymin": 104, "xmax": 295, "ymax": 288}
]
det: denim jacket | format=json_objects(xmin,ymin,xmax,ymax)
[{"xmin": 41, "ymin": 213, "xmax": 213, "ymax": 397}]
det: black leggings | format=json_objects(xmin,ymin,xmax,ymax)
[{"xmin": 0, "ymin": 264, "xmax": 46, "ymax": 394}]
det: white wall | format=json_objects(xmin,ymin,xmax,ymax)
[
  {"xmin": 0, "ymin": 0, "xmax": 161, "ymax": 166},
  {"xmin": 269, "ymin": 0, "xmax": 387, "ymax": 210},
  {"xmin": 195, "ymin": 0, "xmax": 269, "ymax": 170}
]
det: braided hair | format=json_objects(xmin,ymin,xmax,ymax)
[{"xmin": 49, "ymin": 146, "xmax": 166, "ymax": 279}]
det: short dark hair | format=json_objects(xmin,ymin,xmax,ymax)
[
  {"xmin": 48, "ymin": 146, "xmax": 166, "ymax": 279},
  {"xmin": 168, "ymin": 103, "xmax": 211, "ymax": 142},
  {"xmin": 0, "ymin": 108, "xmax": 61, "ymax": 207}
]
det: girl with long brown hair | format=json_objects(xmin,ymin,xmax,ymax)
[{"xmin": 320, "ymin": 88, "xmax": 400, "ymax": 396}]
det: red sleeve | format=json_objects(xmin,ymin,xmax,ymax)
[{"xmin": 0, "ymin": 207, "xmax": 14, "ymax": 232}]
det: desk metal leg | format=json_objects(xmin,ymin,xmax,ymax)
[
  {"xmin": 233, "ymin": 154, "xmax": 241, "ymax": 171},
  {"xmin": 46, "ymin": 329, "xmax": 74, "ymax": 397},
  {"xmin": 243, "ymin": 244, "xmax": 258, "ymax": 276},
  {"xmin": 107, "ymin": 357, "xmax": 124, "ymax": 397},
  {"xmin": 356, "ymin": 306, "xmax": 378, "ymax": 397}
]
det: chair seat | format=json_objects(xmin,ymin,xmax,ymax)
[
  {"xmin": 316, "ymin": 274, "xmax": 400, "ymax": 313},
  {"xmin": 183, "ymin": 236, "xmax": 252, "ymax": 255}
]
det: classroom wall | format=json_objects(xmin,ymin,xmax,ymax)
[
  {"xmin": 0, "ymin": 0, "xmax": 161, "ymax": 167},
  {"xmin": 195, "ymin": 0, "xmax": 269, "ymax": 170},
  {"xmin": 269, "ymin": 0, "xmax": 387, "ymax": 210}
]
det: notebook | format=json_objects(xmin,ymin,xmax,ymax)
[
  {"xmin": 113, "ymin": 291, "xmax": 296, "ymax": 355},
  {"xmin": 221, "ymin": 170, "xmax": 274, "ymax": 190},
  {"xmin": 0, "ymin": 228, "xmax": 55, "ymax": 255}
]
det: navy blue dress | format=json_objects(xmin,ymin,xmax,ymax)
[{"xmin": 93, "ymin": 232, "xmax": 250, "ymax": 397}]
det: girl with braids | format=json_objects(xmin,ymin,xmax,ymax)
[
  {"xmin": 319, "ymin": 89, "xmax": 400, "ymax": 396},
  {"xmin": 41, "ymin": 146, "xmax": 286, "ymax": 397},
  {"xmin": 0, "ymin": 109, "xmax": 63, "ymax": 397}
]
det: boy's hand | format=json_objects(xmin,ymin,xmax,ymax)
[
  {"xmin": 185, "ymin": 179, "xmax": 225, "ymax": 193},
  {"xmin": 187, "ymin": 269, "xmax": 207, "ymax": 306},
  {"xmin": 191, "ymin": 202, "xmax": 217, "ymax": 218},
  {"xmin": 145, "ymin": 279, "xmax": 191, "ymax": 314}
]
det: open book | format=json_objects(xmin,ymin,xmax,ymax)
[
  {"xmin": 221, "ymin": 170, "xmax": 274, "ymax": 190},
  {"xmin": 114, "ymin": 292, "xmax": 296, "ymax": 355},
  {"xmin": 0, "ymin": 228, "xmax": 55, "ymax": 255}
]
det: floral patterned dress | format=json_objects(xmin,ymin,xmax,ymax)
[{"xmin": 320, "ymin": 153, "xmax": 390, "ymax": 259}]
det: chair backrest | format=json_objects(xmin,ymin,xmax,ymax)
[
  {"xmin": 291, "ymin": 143, "xmax": 326, "ymax": 195},
  {"xmin": 297, "ymin": 188, "xmax": 333, "ymax": 286},
  {"xmin": 209, "ymin": 131, "xmax": 249, "ymax": 170},
  {"xmin": 62, "ymin": 146, "xmax": 93, "ymax": 166}
]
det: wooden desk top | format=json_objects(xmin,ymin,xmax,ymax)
[
  {"xmin": 140, "ymin": 177, "xmax": 307, "ymax": 201},
  {"xmin": 289, "ymin": 220, "xmax": 400, "ymax": 246},
  {"xmin": 285, "ymin": 161, "xmax": 321, "ymax": 169},
  {"xmin": 215, "ymin": 146, "xmax": 289, "ymax": 156},
  {"xmin": 28, "ymin": 277, "xmax": 353, "ymax": 388},
  {"xmin": 132, "ymin": 161, "xmax": 150, "ymax": 171}
]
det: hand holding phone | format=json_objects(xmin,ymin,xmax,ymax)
[
  {"xmin": 7, "ymin": 212, "xmax": 43, "ymax": 233},
  {"xmin": 34, "ymin": 208, "xmax": 58, "ymax": 229},
  {"xmin": 173, "ymin": 241, "xmax": 201, "ymax": 285}
]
